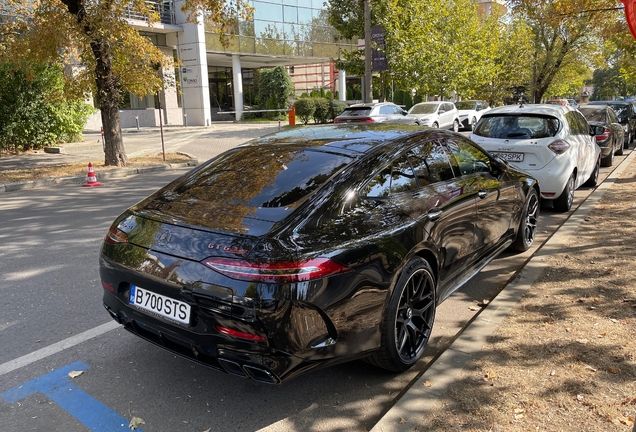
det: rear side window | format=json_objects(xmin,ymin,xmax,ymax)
[
  {"xmin": 364, "ymin": 155, "xmax": 417, "ymax": 197},
  {"xmin": 474, "ymin": 115, "xmax": 560, "ymax": 139},
  {"xmin": 407, "ymin": 141, "xmax": 455, "ymax": 185}
]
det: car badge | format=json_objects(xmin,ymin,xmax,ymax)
[{"xmin": 156, "ymin": 230, "xmax": 172, "ymax": 246}]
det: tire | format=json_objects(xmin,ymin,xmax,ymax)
[
  {"xmin": 617, "ymin": 138, "xmax": 624, "ymax": 156},
  {"xmin": 553, "ymin": 173, "xmax": 575, "ymax": 212},
  {"xmin": 601, "ymin": 147, "xmax": 614, "ymax": 167},
  {"xmin": 511, "ymin": 188, "xmax": 539, "ymax": 252},
  {"xmin": 625, "ymin": 132, "xmax": 631, "ymax": 149},
  {"xmin": 583, "ymin": 156, "xmax": 600, "ymax": 187},
  {"xmin": 367, "ymin": 257, "xmax": 436, "ymax": 372},
  {"xmin": 432, "ymin": 122, "xmax": 439, "ymax": 129},
  {"xmin": 452, "ymin": 120, "xmax": 459, "ymax": 133},
  {"xmin": 471, "ymin": 117, "xmax": 477, "ymax": 131}
]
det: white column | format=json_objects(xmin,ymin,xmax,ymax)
[
  {"xmin": 232, "ymin": 55, "xmax": 244, "ymax": 122},
  {"xmin": 339, "ymin": 70, "xmax": 346, "ymax": 101},
  {"xmin": 174, "ymin": 1, "xmax": 211, "ymax": 126}
]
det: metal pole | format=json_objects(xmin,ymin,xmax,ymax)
[
  {"xmin": 364, "ymin": 0, "xmax": 373, "ymax": 103},
  {"xmin": 157, "ymin": 92, "xmax": 166, "ymax": 161}
]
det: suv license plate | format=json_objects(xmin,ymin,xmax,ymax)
[
  {"xmin": 129, "ymin": 285, "xmax": 191, "ymax": 325},
  {"xmin": 491, "ymin": 152, "xmax": 524, "ymax": 162}
]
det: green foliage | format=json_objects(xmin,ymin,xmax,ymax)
[
  {"xmin": 300, "ymin": 92, "xmax": 309, "ymax": 98},
  {"xmin": 310, "ymin": 89, "xmax": 321, "ymax": 98},
  {"xmin": 325, "ymin": 90, "xmax": 334, "ymax": 100},
  {"xmin": 294, "ymin": 98, "xmax": 316, "ymax": 124},
  {"xmin": 0, "ymin": 62, "xmax": 95, "ymax": 152},
  {"xmin": 329, "ymin": 100, "xmax": 348, "ymax": 121},
  {"xmin": 413, "ymin": 94, "xmax": 423, "ymax": 104},
  {"xmin": 313, "ymin": 97, "xmax": 331, "ymax": 123},
  {"xmin": 402, "ymin": 92, "xmax": 413, "ymax": 110},
  {"xmin": 258, "ymin": 66, "xmax": 295, "ymax": 111}
]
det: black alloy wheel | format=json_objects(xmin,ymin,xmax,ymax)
[
  {"xmin": 553, "ymin": 172, "xmax": 575, "ymax": 212},
  {"xmin": 511, "ymin": 188, "xmax": 539, "ymax": 252},
  {"xmin": 368, "ymin": 257, "xmax": 436, "ymax": 372}
]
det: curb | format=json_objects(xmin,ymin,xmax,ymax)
[
  {"xmin": 0, "ymin": 161, "xmax": 198, "ymax": 193},
  {"xmin": 370, "ymin": 149, "xmax": 636, "ymax": 432}
]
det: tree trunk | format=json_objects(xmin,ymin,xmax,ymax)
[{"xmin": 91, "ymin": 38, "xmax": 128, "ymax": 167}]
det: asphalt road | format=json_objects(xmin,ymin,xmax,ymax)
[{"xmin": 0, "ymin": 140, "xmax": 629, "ymax": 432}]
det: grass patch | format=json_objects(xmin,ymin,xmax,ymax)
[{"xmin": 0, "ymin": 152, "xmax": 193, "ymax": 183}]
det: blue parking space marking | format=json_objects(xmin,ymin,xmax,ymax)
[{"xmin": 2, "ymin": 361, "xmax": 143, "ymax": 432}]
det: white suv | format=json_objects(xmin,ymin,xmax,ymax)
[
  {"xmin": 408, "ymin": 101, "xmax": 460, "ymax": 131},
  {"xmin": 470, "ymin": 104, "xmax": 601, "ymax": 212}
]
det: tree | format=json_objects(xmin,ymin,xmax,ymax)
[
  {"xmin": 1, "ymin": 0, "xmax": 252, "ymax": 166},
  {"xmin": 257, "ymin": 66, "xmax": 295, "ymax": 113},
  {"xmin": 508, "ymin": 0, "xmax": 621, "ymax": 103},
  {"xmin": 0, "ymin": 61, "xmax": 94, "ymax": 152}
]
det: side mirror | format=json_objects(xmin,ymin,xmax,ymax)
[{"xmin": 439, "ymin": 109, "xmax": 446, "ymax": 114}]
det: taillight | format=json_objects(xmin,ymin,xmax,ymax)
[
  {"xmin": 358, "ymin": 117, "xmax": 375, "ymax": 123},
  {"xmin": 548, "ymin": 139, "xmax": 570, "ymax": 154},
  {"xmin": 594, "ymin": 128, "xmax": 611, "ymax": 142},
  {"xmin": 202, "ymin": 257, "xmax": 351, "ymax": 283},
  {"xmin": 104, "ymin": 226, "xmax": 128, "ymax": 244},
  {"xmin": 216, "ymin": 326, "xmax": 266, "ymax": 342}
]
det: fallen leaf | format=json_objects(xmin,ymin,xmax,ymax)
[
  {"xmin": 399, "ymin": 417, "xmax": 406, "ymax": 424},
  {"xmin": 584, "ymin": 365, "xmax": 597, "ymax": 372},
  {"xmin": 617, "ymin": 416, "xmax": 635, "ymax": 426},
  {"xmin": 468, "ymin": 306, "xmax": 480, "ymax": 311},
  {"xmin": 485, "ymin": 370, "xmax": 496, "ymax": 380},
  {"xmin": 203, "ymin": 429, "xmax": 211, "ymax": 432},
  {"xmin": 607, "ymin": 366, "xmax": 621, "ymax": 374},
  {"xmin": 549, "ymin": 370, "xmax": 556, "ymax": 376},
  {"xmin": 423, "ymin": 381, "xmax": 432, "ymax": 387},
  {"xmin": 598, "ymin": 332, "xmax": 607, "ymax": 338},
  {"xmin": 513, "ymin": 408, "xmax": 525, "ymax": 414},
  {"xmin": 68, "ymin": 371, "xmax": 83, "ymax": 378},
  {"xmin": 610, "ymin": 319, "xmax": 618, "ymax": 323},
  {"xmin": 129, "ymin": 417, "xmax": 145, "ymax": 430},
  {"xmin": 576, "ymin": 339, "xmax": 589, "ymax": 344},
  {"xmin": 35, "ymin": 340, "xmax": 41, "ymax": 343}
]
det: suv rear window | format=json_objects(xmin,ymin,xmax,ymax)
[
  {"xmin": 339, "ymin": 107, "xmax": 372, "ymax": 117},
  {"xmin": 473, "ymin": 115, "xmax": 561, "ymax": 139}
]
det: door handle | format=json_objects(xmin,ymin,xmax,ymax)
[
  {"xmin": 478, "ymin": 190, "xmax": 487, "ymax": 199},
  {"xmin": 427, "ymin": 209, "xmax": 442, "ymax": 221}
]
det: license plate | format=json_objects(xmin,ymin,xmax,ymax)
[
  {"xmin": 491, "ymin": 151, "xmax": 524, "ymax": 162},
  {"xmin": 129, "ymin": 285, "xmax": 191, "ymax": 325}
]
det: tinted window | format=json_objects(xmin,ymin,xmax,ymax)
[
  {"xmin": 607, "ymin": 104, "xmax": 629, "ymax": 121},
  {"xmin": 573, "ymin": 111, "xmax": 590, "ymax": 135},
  {"xmin": 474, "ymin": 115, "xmax": 560, "ymax": 139},
  {"xmin": 147, "ymin": 147, "xmax": 352, "ymax": 213},
  {"xmin": 407, "ymin": 141, "xmax": 455, "ymax": 185},
  {"xmin": 364, "ymin": 156, "xmax": 417, "ymax": 197},
  {"xmin": 444, "ymin": 138, "xmax": 491, "ymax": 176}
]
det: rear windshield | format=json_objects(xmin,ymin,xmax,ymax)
[
  {"xmin": 140, "ymin": 146, "xmax": 352, "ymax": 222},
  {"xmin": 579, "ymin": 107, "xmax": 606, "ymax": 122},
  {"xmin": 339, "ymin": 107, "xmax": 372, "ymax": 117},
  {"xmin": 607, "ymin": 104, "xmax": 629, "ymax": 121},
  {"xmin": 409, "ymin": 104, "xmax": 438, "ymax": 115},
  {"xmin": 473, "ymin": 115, "xmax": 561, "ymax": 139},
  {"xmin": 455, "ymin": 101, "xmax": 477, "ymax": 110}
]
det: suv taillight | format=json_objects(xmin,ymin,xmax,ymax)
[{"xmin": 594, "ymin": 128, "xmax": 611, "ymax": 142}]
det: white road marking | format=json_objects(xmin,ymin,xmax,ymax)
[{"xmin": 0, "ymin": 321, "xmax": 120, "ymax": 376}]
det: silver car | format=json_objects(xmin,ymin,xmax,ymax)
[{"xmin": 334, "ymin": 102, "xmax": 420, "ymax": 125}]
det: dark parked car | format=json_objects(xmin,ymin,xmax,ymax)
[
  {"xmin": 334, "ymin": 102, "xmax": 420, "ymax": 125},
  {"xmin": 100, "ymin": 125, "xmax": 540, "ymax": 384},
  {"xmin": 588, "ymin": 100, "xmax": 636, "ymax": 148},
  {"xmin": 579, "ymin": 105, "xmax": 625, "ymax": 167}
]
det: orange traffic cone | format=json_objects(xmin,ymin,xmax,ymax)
[{"xmin": 82, "ymin": 162, "xmax": 102, "ymax": 187}]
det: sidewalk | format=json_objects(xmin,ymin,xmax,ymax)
[{"xmin": 372, "ymin": 150, "xmax": 636, "ymax": 431}]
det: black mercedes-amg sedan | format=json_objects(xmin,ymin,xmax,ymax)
[{"xmin": 100, "ymin": 124, "xmax": 539, "ymax": 384}]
